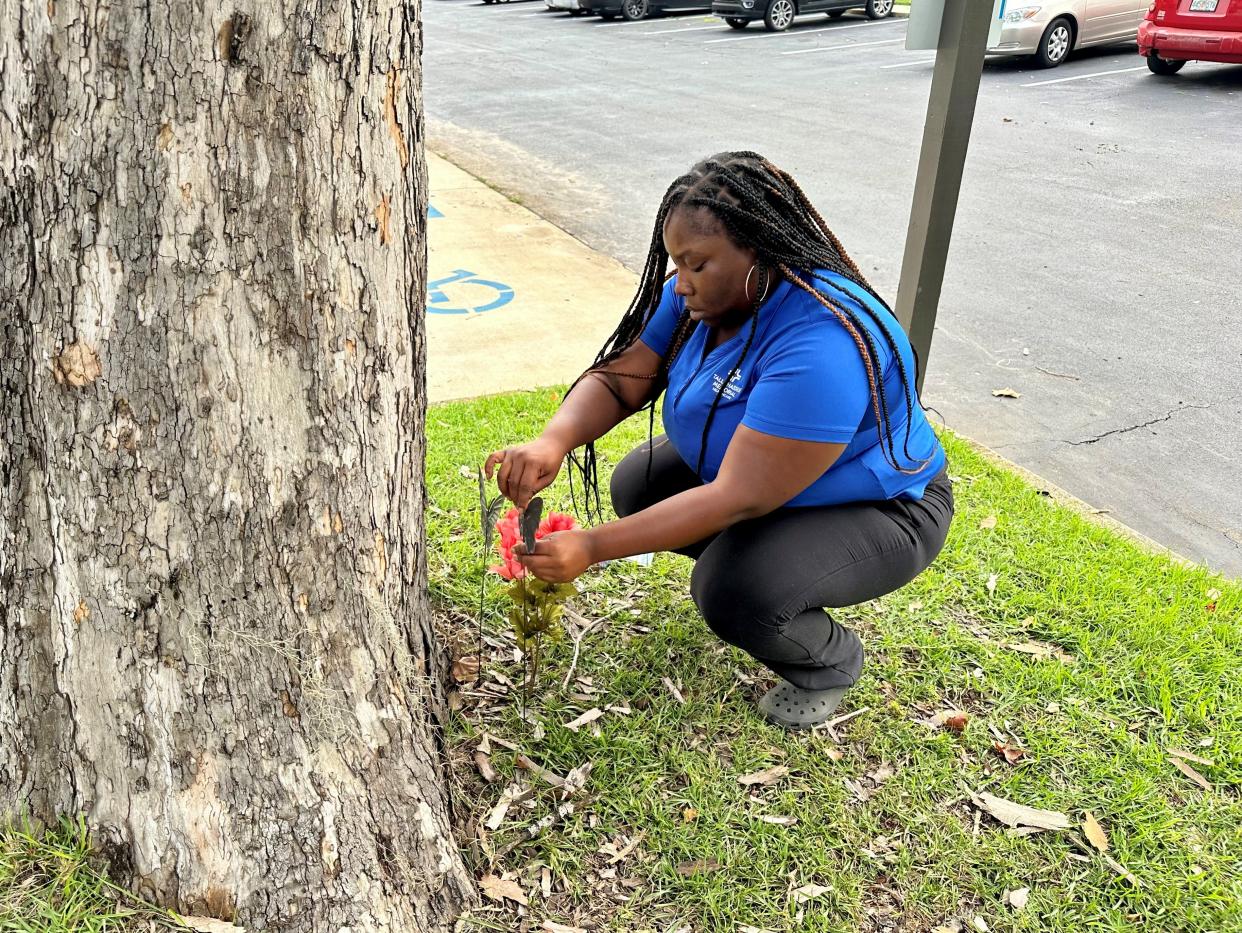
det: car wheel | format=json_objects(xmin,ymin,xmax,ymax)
[
  {"xmin": 725, "ymin": 15, "xmax": 749, "ymax": 27},
  {"xmin": 1146, "ymin": 52, "xmax": 1185, "ymax": 75},
  {"xmin": 764, "ymin": 0, "xmax": 795, "ymax": 31},
  {"xmin": 1035, "ymin": 16, "xmax": 1072, "ymax": 67},
  {"xmin": 864, "ymin": 0, "xmax": 892, "ymax": 18},
  {"xmin": 827, "ymin": 8, "xmax": 846, "ymax": 17},
  {"xmin": 621, "ymin": 0, "xmax": 648, "ymax": 18}
]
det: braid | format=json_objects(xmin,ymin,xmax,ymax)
[{"xmin": 564, "ymin": 175, "xmax": 701, "ymax": 523}]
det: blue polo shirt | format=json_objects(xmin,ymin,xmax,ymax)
[{"xmin": 639, "ymin": 269, "xmax": 945, "ymax": 507}]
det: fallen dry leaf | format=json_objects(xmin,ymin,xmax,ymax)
[
  {"xmin": 675, "ymin": 857, "xmax": 721, "ymax": 877},
  {"xmin": 1169, "ymin": 748, "xmax": 1214, "ymax": 767},
  {"xmin": 739, "ymin": 927, "xmax": 778, "ymax": 933},
  {"xmin": 868, "ymin": 764, "xmax": 896, "ymax": 784},
  {"xmin": 562, "ymin": 708, "xmax": 604, "ymax": 732},
  {"xmin": 1082, "ymin": 811, "xmax": 1109, "ymax": 852},
  {"xmin": 515, "ymin": 753, "xmax": 565, "ymax": 787},
  {"xmin": 921, "ymin": 709, "xmax": 971, "ymax": 733},
  {"xmin": 972, "ymin": 791, "xmax": 1071, "ymax": 832},
  {"xmin": 683, "ymin": 807, "xmax": 699, "ymax": 823},
  {"xmin": 826, "ymin": 747, "xmax": 845, "ymax": 762},
  {"xmin": 1004, "ymin": 887, "xmax": 1030, "ymax": 912},
  {"xmin": 562, "ymin": 761, "xmax": 593, "ymax": 796},
  {"xmin": 662, "ymin": 676, "xmax": 687, "ymax": 705},
  {"xmin": 793, "ymin": 883, "xmax": 833, "ymax": 904},
  {"xmin": 971, "ymin": 917, "xmax": 990, "ymax": 933},
  {"xmin": 541, "ymin": 922, "xmax": 587, "ymax": 933},
  {"xmin": 992, "ymin": 387, "xmax": 1021, "ymax": 399},
  {"xmin": 474, "ymin": 751, "xmax": 498, "ymax": 783},
  {"xmin": 180, "ymin": 919, "xmax": 245, "ymax": 933},
  {"xmin": 1168, "ymin": 756, "xmax": 1212, "ymax": 791},
  {"xmin": 1102, "ymin": 853, "xmax": 1143, "ymax": 887},
  {"xmin": 484, "ymin": 782, "xmax": 531, "ymax": 831},
  {"xmin": 759, "ymin": 814, "xmax": 798, "ymax": 826},
  {"xmin": 1005, "ymin": 640, "xmax": 1074, "ymax": 664},
  {"xmin": 480, "ymin": 873, "xmax": 528, "ymax": 906},
  {"xmin": 602, "ymin": 829, "xmax": 646, "ymax": 865},
  {"xmin": 986, "ymin": 573, "xmax": 999, "ymax": 595},
  {"xmin": 738, "ymin": 765, "xmax": 790, "ymax": 787},
  {"xmin": 979, "ymin": 515, "xmax": 998, "ymax": 530},
  {"xmin": 991, "ymin": 741, "xmax": 1026, "ymax": 765},
  {"xmin": 451, "ymin": 656, "xmax": 480, "ymax": 683}
]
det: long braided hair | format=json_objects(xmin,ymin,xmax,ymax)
[{"xmin": 566, "ymin": 150, "xmax": 931, "ymax": 523}]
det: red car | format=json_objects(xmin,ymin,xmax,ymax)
[{"xmin": 1139, "ymin": 0, "xmax": 1242, "ymax": 73}]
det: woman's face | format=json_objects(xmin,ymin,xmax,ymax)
[{"xmin": 663, "ymin": 205, "xmax": 758, "ymax": 330}]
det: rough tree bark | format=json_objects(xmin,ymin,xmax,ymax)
[{"xmin": 0, "ymin": 0, "xmax": 475, "ymax": 928}]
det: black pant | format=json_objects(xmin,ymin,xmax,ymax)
[{"xmin": 610, "ymin": 436, "xmax": 954, "ymax": 690}]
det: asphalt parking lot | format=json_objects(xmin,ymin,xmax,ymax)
[{"xmin": 425, "ymin": 0, "xmax": 1242, "ymax": 577}]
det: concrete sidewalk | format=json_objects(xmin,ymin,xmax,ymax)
[{"xmin": 425, "ymin": 152, "xmax": 637, "ymax": 404}]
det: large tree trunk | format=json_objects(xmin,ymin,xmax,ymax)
[{"xmin": 0, "ymin": 0, "xmax": 474, "ymax": 927}]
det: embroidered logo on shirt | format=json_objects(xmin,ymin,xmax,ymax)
[{"xmin": 711, "ymin": 368, "xmax": 745, "ymax": 402}]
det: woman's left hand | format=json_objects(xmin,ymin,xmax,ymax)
[{"xmin": 515, "ymin": 529, "xmax": 596, "ymax": 584}]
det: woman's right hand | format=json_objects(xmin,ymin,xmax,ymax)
[{"xmin": 484, "ymin": 436, "xmax": 566, "ymax": 508}]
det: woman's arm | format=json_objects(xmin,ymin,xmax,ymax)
[
  {"xmin": 517, "ymin": 426, "xmax": 846, "ymax": 581},
  {"xmin": 542, "ymin": 340, "xmax": 663, "ymax": 453},
  {"xmin": 486, "ymin": 339, "xmax": 662, "ymax": 507}
]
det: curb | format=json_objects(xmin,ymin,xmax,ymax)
[{"xmin": 959, "ymin": 436, "xmax": 1194, "ymax": 569}]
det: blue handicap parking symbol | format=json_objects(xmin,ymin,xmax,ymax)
[
  {"xmin": 428, "ymin": 203, "xmax": 444, "ymax": 219},
  {"xmin": 427, "ymin": 269, "xmax": 515, "ymax": 315}
]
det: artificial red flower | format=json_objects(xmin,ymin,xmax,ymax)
[{"xmin": 489, "ymin": 507, "xmax": 578, "ymax": 580}]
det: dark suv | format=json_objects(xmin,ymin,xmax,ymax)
[{"xmin": 712, "ymin": 0, "xmax": 893, "ymax": 31}]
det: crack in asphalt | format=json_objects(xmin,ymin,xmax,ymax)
[{"xmin": 1064, "ymin": 401, "xmax": 1214, "ymax": 447}]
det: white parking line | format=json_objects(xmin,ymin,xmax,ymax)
[
  {"xmin": 881, "ymin": 57, "xmax": 936, "ymax": 68},
  {"xmin": 704, "ymin": 18, "xmax": 905, "ymax": 44},
  {"xmin": 1021, "ymin": 65, "xmax": 1146, "ymax": 87},
  {"xmin": 781, "ymin": 37, "xmax": 905, "ymax": 55}
]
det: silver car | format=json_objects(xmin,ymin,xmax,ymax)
[
  {"xmin": 546, "ymin": 0, "xmax": 588, "ymax": 13},
  {"xmin": 988, "ymin": 0, "xmax": 1149, "ymax": 67}
]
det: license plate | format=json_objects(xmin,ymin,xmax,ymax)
[{"xmin": 1189, "ymin": 0, "xmax": 1217, "ymax": 10}]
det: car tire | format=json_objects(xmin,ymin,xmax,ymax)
[
  {"xmin": 1146, "ymin": 52, "xmax": 1185, "ymax": 75},
  {"xmin": 864, "ymin": 0, "xmax": 892, "ymax": 18},
  {"xmin": 764, "ymin": 0, "xmax": 795, "ymax": 31},
  {"xmin": 725, "ymin": 15, "xmax": 749, "ymax": 28},
  {"xmin": 827, "ymin": 7, "xmax": 846, "ymax": 17},
  {"xmin": 1035, "ymin": 16, "xmax": 1073, "ymax": 68},
  {"xmin": 621, "ymin": 0, "xmax": 648, "ymax": 18}
]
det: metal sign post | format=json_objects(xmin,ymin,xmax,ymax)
[{"xmin": 895, "ymin": 0, "xmax": 999, "ymax": 390}]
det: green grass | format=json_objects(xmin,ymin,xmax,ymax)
[
  {"xmin": 0, "ymin": 818, "xmax": 181, "ymax": 932},
  {"xmin": 429, "ymin": 388, "xmax": 1241, "ymax": 933},
  {"xmin": 3, "ymin": 387, "xmax": 1237, "ymax": 931}
]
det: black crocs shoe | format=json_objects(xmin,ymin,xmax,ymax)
[{"xmin": 758, "ymin": 680, "xmax": 848, "ymax": 730}]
